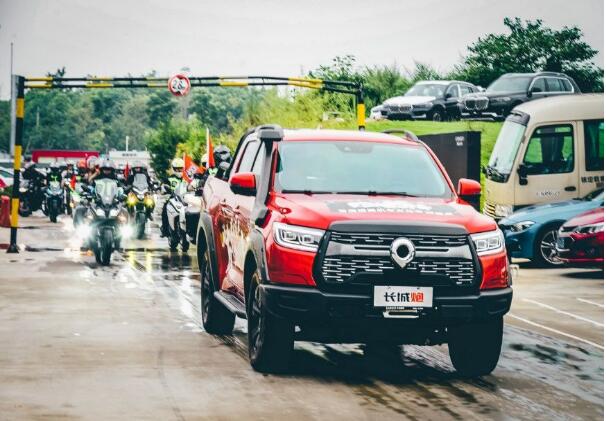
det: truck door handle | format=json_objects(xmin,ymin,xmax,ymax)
[{"xmin": 565, "ymin": 186, "xmax": 576, "ymax": 192}]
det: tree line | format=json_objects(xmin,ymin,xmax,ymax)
[{"xmin": 0, "ymin": 17, "xmax": 601, "ymax": 175}]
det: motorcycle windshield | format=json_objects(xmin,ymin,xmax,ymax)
[
  {"xmin": 174, "ymin": 181, "xmax": 188, "ymax": 197},
  {"xmin": 132, "ymin": 174, "xmax": 149, "ymax": 192},
  {"xmin": 95, "ymin": 179, "xmax": 119, "ymax": 206}
]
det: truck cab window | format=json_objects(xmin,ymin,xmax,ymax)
[
  {"xmin": 523, "ymin": 125, "xmax": 574, "ymax": 175},
  {"xmin": 584, "ymin": 120, "xmax": 604, "ymax": 171},
  {"xmin": 236, "ymin": 141, "xmax": 261, "ymax": 173}
]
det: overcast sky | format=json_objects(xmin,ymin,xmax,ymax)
[{"xmin": 0, "ymin": 0, "xmax": 603, "ymax": 99}]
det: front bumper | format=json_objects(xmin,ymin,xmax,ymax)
[{"xmin": 260, "ymin": 284, "xmax": 512, "ymax": 343}]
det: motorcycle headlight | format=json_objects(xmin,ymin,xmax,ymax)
[
  {"xmin": 76, "ymin": 224, "xmax": 92, "ymax": 239},
  {"xmin": 109, "ymin": 208, "xmax": 119, "ymax": 217},
  {"xmin": 510, "ymin": 220, "xmax": 535, "ymax": 232},
  {"xmin": 273, "ymin": 222, "xmax": 325, "ymax": 252},
  {"xmin": 120, "ymin": 225, "xmax": 134, "ymax": 239},
  {"xmin": 573, "ymin": 222, "xmax": 604, "ymax": 234},
  {"xmin": 19, "ymin": 187, "xmax": 27, "ymax": 193},
  {"xmin": 144, "ymin": 196, "xmax": 155, "ymax": 207},
  {"xmin": 471, "ymin": 230, "xmax": 505, "ymax": 256},
  {"xmin": 127, "ymin": 193, "xmax": 138, "ymax": 206},
  {"xmin": 494, "ymin": 204, "xmax": 514, "ymax": 218},
  {"xmin": 95, "ymin": 208, "xmax": 105, "ymax": 217}
]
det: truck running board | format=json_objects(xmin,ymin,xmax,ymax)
[{"xmin": 214, "ymin": 291, "xmax": 247, "ymax": 318}]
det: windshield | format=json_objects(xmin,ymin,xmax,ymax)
[
  {"xmin": 275, "ymin": 141, "xmax": 451, "ymax": 198},
  {"xmin": 487, "ymin": 121, "xmax": 526, "ymax": 180},
  {"xmin": 405, "ymin": 83, "xmax": 445, "ymax": 97},
  {"xmin": 49, "ymin": 180, "xmax": 61, "ymax": 190},
  {"xmin": 487, "ymin": 76, "xmax": 532, "ymax": 93},
  {"xmin": 133, "ymin": 173, "xmax": 149, "ymax": 190},
  {"xmin": 95, "ymin": 179, "xmax": 119, "ymax": 206}
]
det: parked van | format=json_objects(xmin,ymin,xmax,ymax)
[{"xmin": 483, "ymin": 94, "xmax": 604, "ymax": 219}]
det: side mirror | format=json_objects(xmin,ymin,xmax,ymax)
[
  {"xmin": 229, "ymin": 172, "xmax": 256, "ymax": 196},
  {"xmin": 457, "ymin": 178, "xmax": 481, "ymax": 210},
  {"xmin": 517, "ymin": 164, "xmax": 528, "ymax": 185},
  {"xmin": 528, "ymin": 86, "xmax": 541, "ymax": 97},
  {"xmin": 445, "ymin": 92, "xmax": 453, "ymax": 100}
]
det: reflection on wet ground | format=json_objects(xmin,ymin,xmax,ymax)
[{"xmin": 113, "ymin": 243, "xmax": 603, "ymax": 419}]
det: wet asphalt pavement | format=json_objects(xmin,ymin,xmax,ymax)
[{"xmin": 0, "ymin": 213, "xmax": 603, "ymax": 420}]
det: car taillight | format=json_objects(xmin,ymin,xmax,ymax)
[{"xmin": 479, "ymin": 251, "xmax": 510, "ymax": 290}]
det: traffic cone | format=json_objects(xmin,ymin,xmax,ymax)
[{"xmin": 0, "ymin": 195, "xmax": 11, "ymax": 228}]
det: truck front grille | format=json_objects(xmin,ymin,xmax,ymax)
[
  {"xmin": 318, "ymin": 231, "xmax": 477, "ymax": 288},
  {"xmin": 483, "ymin": 201, "xmax": 497, "ymax": 219},
  {"xmin": 464, "ymin": 97, "xmax": 489, "ymax": 111}
]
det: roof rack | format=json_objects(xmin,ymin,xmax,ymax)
[{"xmin": 382, "ymin": 129, "xmax": 421, "ymax": 143}]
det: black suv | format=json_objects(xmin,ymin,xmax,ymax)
[
  {"xmin": 381, "ymin": 80, "xmax": 480, "ymax": 121},
  {"xmin": 463, "ymin": 72, "xmax": 580, "ymax": 119}
]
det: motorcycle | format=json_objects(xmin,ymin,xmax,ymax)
[
  {"xmin": 45, "ymin": 180, "xmax": 65, "ymax": 223},
  {"xmin": 78, "ymin": 179, "xmax": 132, "ymax": 266},
  {"xmin": 126, "ymin": 174, "xmax": 155, "ymax": 239},
  {"xmin": 165, "ymin": 181, "xmax": 190, "ymax": 252},
  {"xmin": 18, "ymin": 177, "xmax": 45, "ymax": 216},
  {"xmin": 71, "ymin": 182, "xmax": 89, "ymax": 227},
  {"xmin": 179, "ymin": 178, "xmax": 205, "ymax": 246}
]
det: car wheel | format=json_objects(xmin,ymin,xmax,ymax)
[
  {"xmin": 247, "ymin": 271, "xmax": 294, "ymax": 373},
  {"xmin": 199, "ymin": 247, "xmax": 235, "ymax": 334},
  {"xmin": 534, "ymin": 225, "xmax": 563, "ymax": 267},
  {"xmin": 430, "ymin": 109, "xmax": 445, "ymax": 122},
  {"xmin": 448, "ymin": 317, "xmax": 503, "ymax": 377}
]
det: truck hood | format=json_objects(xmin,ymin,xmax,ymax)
[
  {"xmin": 270, "ymin": 194, "xmax": 496, "ymax": 234},
  {"xmin": 383, "ymin": 95, "xmax": 436, "ymax": 106}
]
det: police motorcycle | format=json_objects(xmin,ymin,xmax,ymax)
[
  {"xmin": 45, "ymin": 179, "xmax": 65, "ymax": 223},
  {"xmin": 18, "ymin": 165, "xmax": 46, "ymax": 217},
  {"xmin": 165, "ymin": 180, "xmax": 190, "ymax": 252},
  {"xmin": 125, "ymin": 173, "xmax": 155, "ymax": 239},
  {"xmin": 77, "ymin": 179, "xmax": 132, "ymax": 266}
]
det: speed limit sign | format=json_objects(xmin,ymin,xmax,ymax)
[{"xmin": 168, "ymin": 74, "xmax": 191, "ymax": 97}]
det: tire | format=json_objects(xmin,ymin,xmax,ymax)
[
  {"xmin": 534, "ymin": 224, "xmax": 563, "ymax": 267},
  {"xmin": 199, "ymin": 247, "xmax": 235, "ymax": 334},
  {"xmin": 19, "ymin": 198, "xmax": 32, "ymax": 217},
  {"xmin": 65, "ymin": 190, "xmax": 72, "ymax": 216},
  {"xmin": 448, "ymin": 317, "xmax": 503, "ymax": 377},
  {"xmin": 429, "ymin": 108, "xmax": 445, "ymax": 122},
  {"xmin": 99, "ymin": 229, "xmax": 113, "ymax": 266},
  {"xmin": 181, "ymin": 230, "xmax": 190, "ymax": 253},
  {"xmin": 168, "ymin": 218, "xmax": 180, "ymax": 251},
  {"xmin": 247, "ymin": 271, "xmax": 294, "ymax": 373},
  {"xmin": 49, "ymin": 201, "xmax": 58, "ymax": 223},
  {"xmin": 135, "ymin": 212, "xmax": 146, "ymax": 239}
]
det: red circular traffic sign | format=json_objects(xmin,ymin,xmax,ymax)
[{"xmin": 168, "ymin": 74, "xmax": 191, "ymax": 97}]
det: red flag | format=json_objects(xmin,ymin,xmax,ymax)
[
  {"xmin": 124, "ymin": 162, "xmax": 130, "ymax": 179},
  {"xmin": 70, "ymin": 174, "xmax": 77, "ymax": 190},
  {"xmin": 182, "ymin": 153, "xmax": 203, "ymax": 183},
  {"xmin": 206, "ymin": 127, "xmax": 215, "ymax": 168}
]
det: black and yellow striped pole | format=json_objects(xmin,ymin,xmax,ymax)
[
  {"xmin": 7, "ymin": 76, "xmax": 25, "ymax": 254},
  {"xmin": 356, "ymin": 89, "xmax": 366, "ymax": 131}
]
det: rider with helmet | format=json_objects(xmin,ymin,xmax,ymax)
[
  {"xmin": 126, "ymin": 161, "xmax": 151, "ymax": 189},
  {"xmin": 46, "ymin": 162, "xmax": 63, "ymax": 185},
  {"xmin": 213, "ymin": 145, "xmax": 232, "ymax": 179},
  {"xmin": 85, "ymin": 156, "xmax": 99, "ymax": 184}
]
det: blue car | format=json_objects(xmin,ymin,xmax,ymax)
[{"xmin": 499, "ymin": 189, "xmax": 604, "ymax": 266}]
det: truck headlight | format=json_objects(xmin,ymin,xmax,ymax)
[
  {"xmin": 417, "ymin": 102, "xmax": 433, "ymax": 108},
  {"xmin": 511, "ymin": 220, "xmax": 535, "ymax": 232},
  {"xmin": 471, "ymin": 230, "xmax": 505, "ymax": 256},
  {"xmin": 273, "ymin": 222, "xmax": 325, "ymax": 252},
  {"xmin": 494, "ymin": 204, "xmax": 514, "ymax": 218}
]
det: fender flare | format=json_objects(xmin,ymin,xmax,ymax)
[
  {"xmin": 243, "ymin": 227, "xmax": 270, "ymax": 303},
  {"xmin": 197, "ymin": 211, "xmax": 221, "ymax": 292}
]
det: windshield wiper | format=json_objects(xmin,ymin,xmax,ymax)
[
  {"xmin": 281, "ymin": 189, "xmax": 333, "ymax": 195},
  {"xmin": 342, "ymin": 191, "xmax": 418, "ymax": 197}
]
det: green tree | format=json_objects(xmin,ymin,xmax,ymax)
[
  {"xmin": 461, "ymin": 17, "xmax": 603, "ymax": 92},
  {"xmin": 0, "ymin": 100, "xmax": 10, "ymax": 153}
]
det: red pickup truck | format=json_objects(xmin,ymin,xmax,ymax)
[{"xmin": 197, "ymin": 125, "xmax": 511, "ymax": 376}]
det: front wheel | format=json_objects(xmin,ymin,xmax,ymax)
[
  {"xmin": 429, "ymin": 108, "xmax": 445, "ymax": 122},
  {"xmin": 135, "ymin": 212, "xmax": 146, "ymax": 239},
  {"xmin": 534, "ymin": 225, "xmax": 563, "ymax": 267},
  {"xmin": 48, "ymin": 201, "xmax": 58, "ymax": 223},
  {"xmin": 19, "ymin": 198, "xmax": 31, "ymax": 217},
  {"xmin": 181, "ymin": 230, "xmax": 190, "ymax": 252},
  {"xmin": 247, "ymin": 271, "xmax": 294, "ymax": 373},
  {"xmin": 99, "ymin": 229, "xmax": 113, "ymax": 266},
  {"xmin": 448, "ymin": 317, "xmax": 503, "ymax": 377}
]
